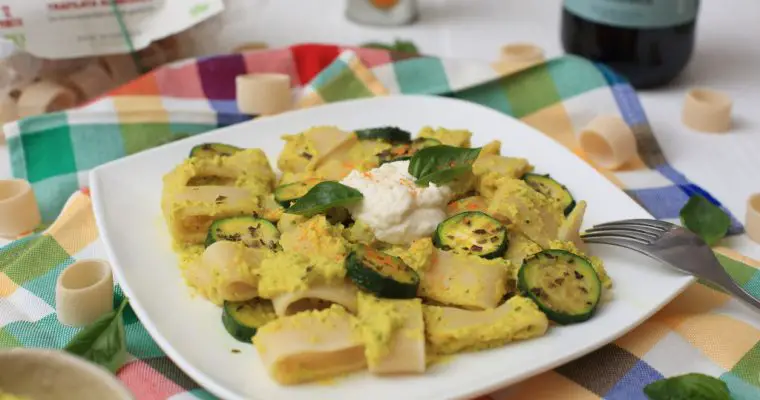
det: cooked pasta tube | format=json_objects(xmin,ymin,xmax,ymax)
[
  {"xmin": 271, "ymin": 281, "xmax": 358, "ymax": 316},
  {"xmin": 253, "ymin": 305, "xmax": 366, "ymax": 385},
  {"xmin": 557, "ymin": 200, "xmax": 588, "ymax": 252},
  {"xmin": 423, "ymin": 296, "xmax": 548, "ymax": 355},
  {"xmin": 201, "ymin": 241, "xmax": 268, "ymax": 303},
  {"xmin": 419, "ymin": 249, "xmax": 508, "ymax": 310},
  {"xmin": 357, "ymin": 293, "xmax": 425, "ymax": 375},
  {"xmin": 162, "ymin": 186, "xmax": 260, "ymax": 244}
]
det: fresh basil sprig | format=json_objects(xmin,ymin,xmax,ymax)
[
  {"xmin": 64, "ymin": 298, "xmax": 130, "ymax": 374},
  {"xmin": 286, "ymin": 181, "xmax": 363, "ymax": 217},
  {"xmin": 644, "ymin": 373, "xmax": 731, "ymax": 400},
  {"xmin": 679, "ymin": 195, "xmax": 731, "ymax": 246},
  {"xmin": 408, "ymin": 145, "xmax": 481, "ymax": 186}
]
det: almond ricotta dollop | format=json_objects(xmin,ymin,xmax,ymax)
[{"xmin": 340, "ymin": 160, "xmax": 452, "ymax": 245}]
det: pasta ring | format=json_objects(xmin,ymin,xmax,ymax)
[
  {"xmin": 578, "ymin": 115, "xmax": 637, "ymax": 170},
  {"xmin": 236, "ymin": 73, "xmax": 292, "ymax": 116},
  {"xmin": 499, "ymin": 43, "xmax": 544, "ymax": 64},
  {"xmin": 682, "ymin": 88, "xmax": 733, "ymax": 133},
  {"xmin": 0, "ymin": 179, "xmax": 41, "ymax": 238},
  {"xmin": 746, "ymin": 193, "xmax": 760, "ymax": 245},
  {"xmin": 55, "ymin": 259, "xmax": 114, "ymax": 327},
  {"xmin": 17, "ymin": 80, "xmax": 77, "ymax": 117}
]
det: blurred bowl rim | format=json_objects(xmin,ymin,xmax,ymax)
[{"xmin": 0, "ymin": 348, "xmax": 134, "ymax": 399}]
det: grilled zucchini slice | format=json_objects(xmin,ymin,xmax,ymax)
[
  {"xmin": 518, "ymin": 249, "xmax": 601, "ymax": 324},
  {"xmin": 355, "ymin": 126, "xmax": 412, "ymax": 143},
  {"xmin": 189, "ymin": 143, "xmax": 243, "ymax": 159},
  {"xmin": 274, "ymin": 179, "xmax": 321, "ymax": 208},
  {"xmin": 222, "ymin": 299, "xmax": 277, "ymax": 342},
  {"xmin": 345, "ymin": 244, "xmax": 420, "ymax": 299},
  {"xmin": 433, "ymin": 211, "xmax": 508, "ymax": 259},
  {"xmin": 205, "ymin": 216, "xmax": 280, "ymax": 250},
  {"xmin": 523, "ymin": 173, "xmax": 576, "ymax": 215}
]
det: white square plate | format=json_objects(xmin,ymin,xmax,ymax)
[{"xmin": 90, "ymin": 95, "xmax": 693, "ymax": 400}]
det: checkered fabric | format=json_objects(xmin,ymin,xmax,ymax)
[{"xmin": 1, "ymin": 44, "xmax": 759, "ymax": 400}]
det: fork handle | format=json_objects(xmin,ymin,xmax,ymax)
[{"xmin": 701, "ymin": 264, "xmax": 760, "ymax": 312}]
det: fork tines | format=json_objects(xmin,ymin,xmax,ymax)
[{"xmin": 580, "ymin": 219, "xmax": 675, "ymax": 245}]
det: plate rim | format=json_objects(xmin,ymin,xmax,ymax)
[{"xmin": 90, "ymin": 94, "xmax": 694, "ymax": 400}]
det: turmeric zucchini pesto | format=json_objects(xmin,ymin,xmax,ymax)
[{"xmin": 160, "ymin": 125, "xmax": 613, "ymax": 385}]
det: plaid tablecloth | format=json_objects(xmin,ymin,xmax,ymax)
[{"xmin": 2, "ymin": 43, "xmax": 759, "ymax": 400}]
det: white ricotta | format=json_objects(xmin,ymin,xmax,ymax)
[{"xmin": 340, "ymin": 161, "xmax": 452, "ymax": 245}]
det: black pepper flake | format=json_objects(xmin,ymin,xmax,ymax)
[
  {"xmin": 441, "ymin": 245, "xmax": 452, "ymax": 251},
  {"xmin": 476, "ymin": 238, "xmax": 488, "ymax": 245},
  {"xmin": 247, "ymin": 226, "xmax": 258, "ymax": 236},
  {"xmin": 554, "ymin": 278, "xmax": 565, "ymax": 285},
  {"xmin": 586, "ymin": 301, "xmax": 593, "ymax": 306},
  {"xmin": 574, "ymin": 271, "xmax": 584, "ymax": 280},
  {"xmin": 236, "ymin": 305, "xmax": 245, "ymax": 312},
  {"xmin": 463, "ymin": 219, "xmax": 472, "ymax": 226},
  {"xmin": 300, "ymin": 152, "xmax": 313, "ymax": 160},
  {"xmin": 544, "ymin": 253, "xmax": 555, "ymax": 260},
  {"xmin": 305, "ymin": 265, "xmax": 314, "ymax": 273},
  {"xmin": 524, "ymin": 219, "xmax": 531, "ymax": 224},
  {"xmin": 473, "ymin": 229, "xmax": 488, "ymax": 235},
  {"xmin": 490, "ymin": 236, "xmax": 500, "ymax": 243},
  {"xmin": 259, "ymin": 239, "xmax": 266, "ymax": 247},
  {"xmin": 446, "ymin": 235, "xmax": 455, "ymax": 240},
  {"xmin": 231, "ymin": 349, "xmax": 241, "ymax": 354},
  {"xmin": 267, "ymin": 241, "xmax": 277, "ymax": 250},
  {"xmin": 215, "ymin": 195, "xmax": 227, "ymax": 204},
  {"xmin": 567, "ymin": 259, "xmax": 575, "ymax": 264},
  {"xmin": 579, "ymin": 287, "xmax": 589, "ymax": 294}
]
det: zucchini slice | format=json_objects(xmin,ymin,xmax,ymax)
[
  {"xmin": 518, "ymin": 249, "xmax": 601, "ymax": 324},
  {"xmin": 523, "ymin": 173, "xmax": 576, "ymax": 215},
  {"xmin": 355, "ymin": 126, "xmax": 412, "ymax": 143},
  {"xmin": 410, "ymin": 137, "xmax": 441, "ymax": 153},
  {"xmin": 205, "ymin": 216, "xmax": 280, "ymax": 250},
  {"xmin": 189, "ymin": 143, "xmax": 243, "ymax": 159},
  {"xmin": 433, "ymin": 211, "xmax": 508, "ymax": 259},
  {"xmin": 378, "ymin": 137, "xmax": 442, "ymax": 165},
  {"xmin": 274, "ymin": 179, "xmax": 321, "ymax": 208},
  {"xmin": 222, "ymin": 299, "xmax": 277, "ymax": 342},
  {"xmin": 345, "ymin": 244, "xmax": 420, "ymax": 299}
]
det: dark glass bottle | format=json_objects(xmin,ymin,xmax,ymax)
[{"xmin": 561, "ymin": 0, "xmax": 700, "ymax": 89}]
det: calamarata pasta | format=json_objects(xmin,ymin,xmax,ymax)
[{"xmin": 161, "ymin": 125, "xmax": 613, "ymax": 385}]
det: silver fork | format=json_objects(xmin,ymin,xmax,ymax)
[{"xmin": 581, "ymin": 218, "xmax": 760, "ymax": 311}]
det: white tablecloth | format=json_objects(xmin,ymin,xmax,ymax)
[{"xmin": 2, "ymin": 0, "xmax": 759, "ymax": 257}]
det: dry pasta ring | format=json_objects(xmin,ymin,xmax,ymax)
[
  {"xmin": 232, "ymin": 42, "xmax": 269, "ymax": 53},
  {"xmin": 0, "ymin": 179, "xmax": 41, "ymax": 238},
  {"xmin": 682, "ymin": 88, "xmax": 733, "ymax": 133},
  {"xmin": 578, "ymin": 115, "xmax": 638, "ymax": 170},
  {"xmin": 236, "ymin": 73, "xmax": 292, "ymax": 116},
  {"xmin": 99, "ymin": 54, "xmax": 139, "ymax": 84},
  {"xmin": 64, "ymin": 63, "xmax": 115, "ymax": 102},
  {"xmin": 500, "ymin": 43, "xmax": 544, "ymax": 64},
  {"xmin": 746, "ymin": 193, "xmax": 760, "ymax": 245},
  {"xmin": 17, "ymin": 80, "xmax": 77, "ymax": 117},
  {"xmin": 0, "ymin": 95, "xmax": 18, "ymax": 142},
  {"xmin": 55, "ymin": 259, "xmax": 114, "ymax": 327}
]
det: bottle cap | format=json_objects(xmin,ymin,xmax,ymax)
[
  {"xmin": 236, "ymin": 73, "xmax": 292, "ymax": 116},
  {"xmin": 578, "ymin": 115, "xmax": 637, "ymax": 170},
  {"xmin": 682, "ymin": 88, "xmax": 733, "ymax": 133},
  {"xmin": 0, "ymin": 179, "xmax": 41, "ymax": 238}
]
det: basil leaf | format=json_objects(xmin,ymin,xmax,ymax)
[
  {"xmin": 65, "ymin": 298, "xmax": 130, "ymax": 374},
  {"xmin": 409, "ymin": 145, "xmax": 481, "ymax": 186},
  {"xmin": 644, "ymin": 373, "xmax": 731, "ymax": 400},
  {"xmin": 679, "ymin": 195, "xmax": 731, "ymax": 246},
  {"xmin": 286, "ymin": 181, "xmax": 363, "ymax": 217}
]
